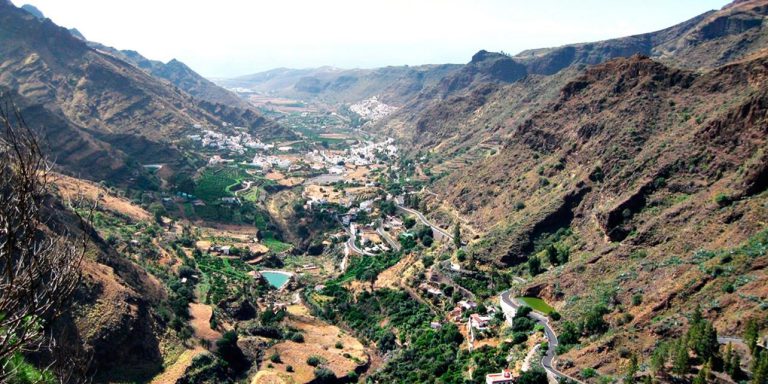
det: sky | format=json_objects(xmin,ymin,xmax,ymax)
[{"xmin": 13, "ymin": 0, "xmax": 730, "ymax": 78}]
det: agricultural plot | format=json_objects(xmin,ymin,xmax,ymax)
[
  {"xmin": 261, "ymin": 233, "xmax": 293, "ymax": 253},
  {"xmin": 194, "ymin": 167, "xmax": 248, "ymax": 201},
  {"xmin": 516, "ymin": 297, "xmax": 555, "ymax": 314}
]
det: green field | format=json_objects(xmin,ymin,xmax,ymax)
[
  {"xmin": 194, "ymin": 167, "xmax": 246, "ymax": 201},
  {"xmin": 243, "ymin": 188, "xmax": 261, "ymax": 202},
  {"xmin": 262, "ymin": 234, "xmax": 293, "ymax": 253},
  {"xmin": 516, "ymin": 297, "xmax": 555, "ymax": 314}
]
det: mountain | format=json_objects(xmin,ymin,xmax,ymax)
[
  {"xmin": 434, "ymin": 51, "xmax": 768, "ymax": 376},
  {"xmin": 217, "ymin": 64, "xmax": 462, "ymax": 105},
  {"xmin": 375, "ymin": 0, "xmax": 768, "ymax": 159},
  {"xmin": 89, "ymin": 44, "xmax": 253, "ymax": 109},
  {"xmin": 0, "ymin": 1, "xmax": 292, "ymax": 184},
  {"xmin": 365, "ymin": 0, "xmax": 768, "ymax": 376},
  {"xmin": 20, "ymin": 3, "xmax": 43, "ymax": 19}
]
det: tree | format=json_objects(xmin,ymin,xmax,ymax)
[
  {"xmin": 517, "ymin": 368, "xmax": 548, "ymax": 384},
  {"xmin": 688, "ymin": 319, "xmax": 719, "ymax": 363},
  {"xmin": 727, "ymin": 351, "xmax": 743, "ymax": 381},
  {"xmin": 672, "ymin": 336, "xmax": 690, "ymax": 376},
  {"xmin": 744, "ymin": 318, "xmax": 759, "ymax": 355},
  {"xmin": 215, "ymin": 331, "xmax": 250, "ymax": 373},
  {"xmin": 0, "ymin": 101, "xmax": 89, "ymax": 381},
  {"xmin": 650, "ymin": 343, "xmax": 668, "ymax": 377},
  {"xmin": 527, "ymin": 256, "xmax": 542, "ymax": 276},
  {"xmin": 583, "ymin": 305, "xmax": 609, "ymax": 336},
  {"xmin": 453, "ymin": 222, "xmax": 461, "ymax": 249}
]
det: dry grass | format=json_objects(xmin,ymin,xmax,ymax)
[
  {"xmin": 150, "ymin": 347, "xmax": 208, "ymax": 384},
  {"xmin": 188, "ymin": 303, "xmax": 221, "ymax": 342},
  {"xmin": 53, "ymin": 173, "xmax": 151, "ymax": 222},
  {"xmin": 303, "ymin": 184, "xmax": 344, "ymax": 203},
  {"xmin": 255, "ymin": 304, "xmax": 368, "ymax": 384},
  {"xmin": 373, "ymin": 253, "xmax": 420, "ymax": 291}
]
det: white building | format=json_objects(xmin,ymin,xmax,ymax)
[{"xmin": 486, "ymin": 370, "xmax": 514, "ymax": 384}]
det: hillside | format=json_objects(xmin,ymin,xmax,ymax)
[
  {"xmin": 417, "ymin": 52, "xmax": 768, "ymax": 375},
  {"xmin": 0, "ymin": 1, "xmax": 292, "ymax": 184},
  {"xmin": 217, "ymin": 64, "xmax": 462, "ymax": 105},
  {"xmin": 91, "ymin": 46, "xmax": 253, "ymax": 109},
  {"xmin": 375, "ymin": 0, "xmax": 768, "ymax": 158}
]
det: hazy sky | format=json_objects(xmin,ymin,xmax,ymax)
[{"xmin": 14, "ymin": 0, "xmax": 730, "ymax": 78}]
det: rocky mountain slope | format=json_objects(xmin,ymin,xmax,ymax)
[
  {"xmin": 375, "ymin": 0, "xmax": 768, "ymax": 157},
  {"xmin": 0, "ymin": 1, "xmax": 291, "ymax": 184},
  {"xmin": 23, "ymin": 182, "xmax": 174, "ymax": 382},
  {"xmin": 217, "ymin": 64, "xmax": 462, "ymax": 105},
  {"xmin": 379, "ymin": 0, "xmax": 768, "ymax": 376},
  {"xmin": 493, "ymin": 54, "xmax": 767, "ymax": 375},
  {"xmin": 90, "ymin": 45, "xmax": 252, "ymax": 109}
]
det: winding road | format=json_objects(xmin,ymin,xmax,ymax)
[
  {"xmin": 396, "ymin": 204, "xmax": 452, "ymax": 241},
  {"xmin": 500, "ymin": 290, "xmax": 584, "ymax": 384}
]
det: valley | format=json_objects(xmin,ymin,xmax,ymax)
[{"xmin": 1, "ymin": 1, "xmax": 768, "ymax": 384}]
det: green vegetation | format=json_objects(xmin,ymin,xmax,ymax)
[
  {"xmin": 516, "ymin": 297, "xmax": 555, "ymax": 315},
  {"xmin": 261, "ymin": 233, "xmax": 293, "ymax": 253},
  {"xmin": 337, "ymin": 251, "xmax": 402, "ymax": 284},
  {"xmin": 649, "ymin": 308, "xmax": 723, "ymax": 379},
  {"xmin": 4, "ymin": 353, "xmax": 56, "ymax": 384},
  {"xmin": 195, "ymin": 167, "xmax": 246, "ymax": 201}
]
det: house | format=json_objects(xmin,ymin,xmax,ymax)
[
  {"xmin": 449, "ymin": 306, "xmax": 463, "ymax": 322},
  {"xmin": 430, "ymin": 322, "xmax": 442, "ymax": 329},
  {"xmin": 469, "ymin": 313, "xmax": 491, "ymax": 330},
  {"xmin": 359, "ymin": 199, "xmax": 374, "ymax": 212},
  {"xmin": 420, "ymin": 282, "xmax": 443, "ymax": 296},
  {"xmin": 486, "ymin": 369, "xmax": 514, "ymax": 384},
  {"xmin": 458, "ymin": 300, "xmax": 477, "ymax": 310}
]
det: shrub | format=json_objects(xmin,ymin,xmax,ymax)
[
  {"xmin": 307, "ymin": 355, "xmax": 325, "ymax": 367},
  {"xmin": 631, "ymin": 294, "xmax": 643, "ymax": 306},
  {"xmin": 714, "ymin": 193, "xmax": 732, "ymax": 207},
  {"xmin": 286, "ymin": 365, "xmax": 294, "ymax": 372},
  {"xmin": 270, "ymin": 352, "xmax": 281, "ymax": 363},
  {"xmin": 335, "ymin": 341, "xmax": 344, "ymax": 349},
  {"xmin": 549, "ymin": 311, "xmax": 561, "ymax": 321},
  {"xmin": 581, "ymin": 367, "xmax": 597, "ymax": 378},
  {"xmin": 313, "ymin": 367, "xmax": 336, "ymax": 382},
  {"xmin": 290, "ymin": 332, "xmax": 305, "ymax": 343}
]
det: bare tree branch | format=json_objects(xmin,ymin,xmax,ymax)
[{"xmin": 0, "ymin": 95, "xmax": 90, "ymax": 381}]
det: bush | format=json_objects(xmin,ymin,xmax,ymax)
[
  {"xmin": 335, "ymin": 341, "xmax": 344, "ymax": 349},
  {"xmin": 549, "ymin": 311, "xmax": 561, "ymax": 321},
  {"xmin": 290, "ymin": 332, "xmax": 305, "ymax": 343},
  {"xmin": 581, "ymin": 367, "xmax": 598, "ymax": 378},
  {"xmin": 527, "ymin": 256, "xmax": 543, "ymax": 276},
  {"xmin": 714, "ymin": 193, "xmax": 732, "ymax": 207},
  {"xmin": 286, "ymin": 365, "xmax": 294, "ymax": 372},
  {"xmin": 215, "ymin": 331, "xmax": 250, "ymax": 373},
  {"xmin": 631, "ymin": 294, "xmax": 643, "ymax": 306},
  {"xmin": 270, "ymin": 352, "xmax": 281, "ymax": 363},
  {"xmin": 307, "ymin": 355, "xmax": 325, "ymax": 367},
  {"xmin": 313, "ymin": 367, "xmax": 336, "ymax": 382}
]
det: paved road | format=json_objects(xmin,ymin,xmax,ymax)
[
  {"xmin": 500, "ymin": 290, "xmax": 584, "ymax": 384},
  {"xmin": 396, "ymin": 204, "xmax": 452, "ymax": 240},
  {"xmin": 376, "ymin": 223, "xmax": 402, "ymax": 251},
  {"xmin": 345, "ymin": 232, "xmax": 374, "ymax": 256},
  {"xmin": 718, "ymin": 336, "xmax": 746, "ymax": 346}
]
